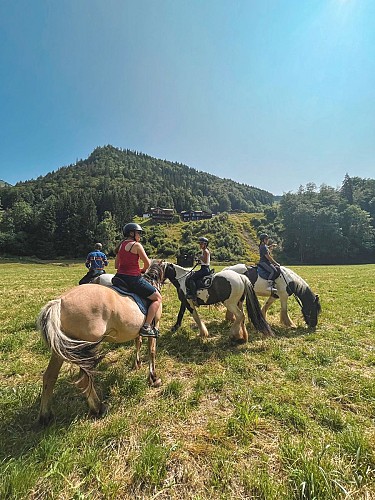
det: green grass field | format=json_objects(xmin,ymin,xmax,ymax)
[{"xmin": 1, "ymin": 261, "xmax": 374, "ymax": 499}]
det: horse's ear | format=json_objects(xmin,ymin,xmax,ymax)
[{"xmin": 315, "ymin": 294, "xmax": 319, "ymax": 301}]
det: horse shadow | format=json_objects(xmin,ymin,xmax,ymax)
[
  {"xmin": 0, "ymin": 378, "xmax": 90, "ymax": 461},
  {"xmin": 156, "ymin": 318, "xmax": 315, "ymax": 365}
]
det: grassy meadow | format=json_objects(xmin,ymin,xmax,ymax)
[{"xmin": 0, "ymin": 260, "xmax": 374, "ymax": 499}]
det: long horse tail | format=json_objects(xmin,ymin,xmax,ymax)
[
  {"xmin": 241, "ymin": 276, "xmax": 274, "ymax": 337},
  {"xmin": 37, "ymin": 298, "xmax": 104, "ymax": 376}
]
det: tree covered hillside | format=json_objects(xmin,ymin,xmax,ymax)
[{"xmin": 0, "ymin": 146, "xmax": 273, "ymax": 258}]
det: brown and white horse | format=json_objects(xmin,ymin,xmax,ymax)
[{"xmin": 37, "ymin": 260, "xmax": 165, "ymax": 425}]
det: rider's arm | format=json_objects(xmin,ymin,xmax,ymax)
[
  {"xmin": 136, "ymin": 243, "xmax": 150, "ymax": 272},
  {"xmin": 265, "ymin": 251, "xmax": 279, "ymax": 266},
  {"xmin": 85, "ymin": 253, "xmax": 91, "ymax": 269},
  {"xmin": 114, "ymin": 243, "xmax": 122, "ymax": 270},
  {"xmin": 201, "ymin": 249, "xmax": 209, "ymax": 265}
]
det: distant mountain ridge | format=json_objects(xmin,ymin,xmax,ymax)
[
  {"xmin": 7, "ymin": 145, "xmax": 274, "ymax": 214},
  {"xmin": 0, "ymin": 145, "xmax": 275, "ymax": 258}
]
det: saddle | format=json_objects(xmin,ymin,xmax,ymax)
[
  {"xmin": 111, "ymin": 276, "xmax": 150, "ymax": 316},
  {"xmin": 244, "ymin": 265, "xmax": 280, "ymax": 297},
  {"xmin": 196, "ymin": 269, "xmax": 215, "ymax": 290},
  {"xmin": 243, "ymin": 264, "xmax": 281, "ymax": 282}
]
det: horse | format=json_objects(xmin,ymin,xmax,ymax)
[
  {"xmin": 163, "ymin": 262, "xmax": 274, "ymax": 341},
  {"xmin": 36, "ymin": 260, "xmax": 166, "ymax": 426},
  {"xmin": 223, "ymin": 264, "xmax": 321, "ymax": 329}
]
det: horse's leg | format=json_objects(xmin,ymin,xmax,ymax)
[
  {"xmin": 38, "ymin": 351, "xmax": 63, "ymax": 426},
  {"xmin": 190, "ymin": 304, "xmax": 209, "ymax": 338},
  {"xmin": 279, "ymin": 295, "xmax": 296, "ymax": 327},
  {"xmin": 147, "ymin": 337, "xmax": 161, "ymax": 387},
  {"xmin": 134, "ymin": 336, "xmax": 142, "ymax": 370},
  {"xmin": 225, "ymin": 309, "xmax": 235, "ymax": 322},
  {"xmin": 238, "ymin": 300, "xmax": 249, "ymax": 342},
  {"xmin": 226, "ymin": 302, "xmax": 247, "ymax": 343},
  {"xmin": 262, "ymin": 296, "xmax": 276, "ymax": 319},
  {"xmin": 76, "ymin": 368, "xmax": 105, "ymax": 417},
  {"xmin": 171, "ymin": 299, "xmax": 186, "ymax": 332}
]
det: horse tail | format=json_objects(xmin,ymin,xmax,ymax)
[
  {"xmin": 242, "ymin": 276, "xmax": 274, "ymax": 337},
  {"xmin": 37, "ymin": 298, "xmax": 104, "ymax": 376}
]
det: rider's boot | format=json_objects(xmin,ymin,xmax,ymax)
[
  {"xmin": 185, "ymin": 280, "xmax": 197, "ymax": 301},
  {"xmin": 267, "ymin": 280, "xmax": 277, "ymax": 293}
]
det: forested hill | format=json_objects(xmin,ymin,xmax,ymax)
[{"xmin": 0, "ymin": 145, "xmax": 273, "ymax": 216}]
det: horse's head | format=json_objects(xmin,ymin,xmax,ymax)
[
  {"xmin": 144, "ymin": 260, "xmax": 166, "ymax": 287},
  {"xmin": 302, "ymin": 294, "xmax": 321, "ymax": 328},
  {"xmin": 163, "ymin": 262, "xmax": 179, "ymax": 286}
]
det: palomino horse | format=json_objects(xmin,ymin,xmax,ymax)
[
  {"xmin": 163, "ymin": 263, "xmax": 274, "ymax": 341},
  {"xmin": 224, "ymin": 264, "xmax": 321, "ymax": 328},
  {"xmin": 37, "ymin": 260, "xmax": 165, "ymax": 425}
]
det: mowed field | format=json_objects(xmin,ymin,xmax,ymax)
[{"xmin": 0, "ymin": 261, "xmax": 374, "ymax": 499}]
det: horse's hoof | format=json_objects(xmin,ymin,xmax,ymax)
[
  {"xmin": 231, "ymin": 337, "xmax": 246, "ymax": 345},
  {"xmin": 170, "ymin": 324, "xmax": 179, "ymax": 333},
  {"xmin": 151, "ymin": 378, "xmax": 162, "ymax": 388},
  {"xmin": 90, "ymin": 403, "xmax": 108, "ymax": 419},
  {"xmin": 38, "ymin": 412, "xmax": 54, "ymax": 427},
  {"xmin": 148, "ymin": 375, "xmax": 162, "ymax": 388},
  {"xmin": 134, "ymin": 361, "xmax": 142, "ymax": 370}
]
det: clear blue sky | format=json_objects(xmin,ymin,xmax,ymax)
[{"xmin": 0, "ymin": 0, "xmax": 374, "ymax": 195}]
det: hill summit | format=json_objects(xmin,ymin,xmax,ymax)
[
  {"xmin": 27, "ymin": 145, "xmax": 274, "ymax": 214},
  {"xmin": 0, "ymin": 145, "xmax": 273, "ymax": 258}
]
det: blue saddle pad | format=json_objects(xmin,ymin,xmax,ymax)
[{"xmin": 111, "ymin": 286, "xmax": 149, "ymax": 315}]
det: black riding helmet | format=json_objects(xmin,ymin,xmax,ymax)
[
  {"xmin": 198, "ymin": 237, "xmax": 209, "ymax": 246},
  {"xmin": 259, "ymin": 233, "xmax": 269, "ymax": 242},
  {"xmin": 123, "ymin": 222, "xmax": 143, "ymax": 237}
]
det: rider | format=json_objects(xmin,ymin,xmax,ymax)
[
  {"xmin": 258, "ymin": 233, "xmax": 279, "ymax": 292},
  {"xmin": 79, "ymin": 242, "xmax": 108, "ymax": 285},
  {"xmin": 185, "ymin": 237, "xmax": 211, "ymax": 301},
  {"xmin": 113, "ymin": 222, "xmax": 162, "ymax": 337}
]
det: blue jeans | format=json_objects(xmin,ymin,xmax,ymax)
[{"xmin": 258, "ymin": 262, "xmax": 277, "ymax": 280}]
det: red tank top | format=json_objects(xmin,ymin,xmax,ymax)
[{"xmin": 117, "ymin": 240, "xmax": 141, "ymax": 276}]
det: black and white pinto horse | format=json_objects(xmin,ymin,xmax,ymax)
[
  {"xmin": 223, "ymin": 264, "xmax": 321, "ymax": 329},
  {"xmin": 163, "ymin": 263, "xmax": 274, "ymax": 342}
]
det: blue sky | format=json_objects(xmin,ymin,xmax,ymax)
[{"xmin": 0, "ymin": 0, "xmax": 374, "ymax": 195}]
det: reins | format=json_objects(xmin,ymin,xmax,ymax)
[
  {"xmin": 175, "ymin": 262, "xmax": 199, "ymax": 282},
  {"xmin": 279, "ymin": 269, "xmax": 304, "ymax": 310}
]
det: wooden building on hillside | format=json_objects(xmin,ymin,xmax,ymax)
[
  {"xmin": 180, "ymin": 210, "xmax": 213, "ymax": 222},
  {"xmin": 150, "ymin": 207, "xmax": 175, "ymax": 223}
]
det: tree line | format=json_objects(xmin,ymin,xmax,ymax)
[
  {"xmin": 254, "ymin": 175, "xmax": 375, "ymax": 264},
  {"xmin": 0, "ymin": 145, "xmax": 272, "ymax": 258},
  {"xmin": 0, "ymin": 144, "xmax": 374, "ymax": 264}
]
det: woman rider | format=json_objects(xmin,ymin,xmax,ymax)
[
  {"xmin": 185, "ymin": 237, "xmax": 211, "ymax": 301},
  {"xmin": 258, "ymin": 233, "xmax": 279, "ymax": 292},
  {"xmin": 113, "ymin": 223, "xmax": 162, "ymax": 337}
]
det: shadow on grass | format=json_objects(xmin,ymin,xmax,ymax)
[{"xmin": 1, "ymin": 318, "xmax": 314, "ymax": 462}]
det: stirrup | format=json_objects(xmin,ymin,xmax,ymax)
[{"xmin": 139, "ymin": 326, "xmax": 159, "ymax": 338}]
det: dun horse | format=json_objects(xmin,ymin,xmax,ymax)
[
  {"xmin": 224, "ymin": 264, "xmax": 321, "ymax": 328},
  {"xmin": 37, "ymin": 260, "xmax": 165, "ymax": 425},
  {"xmin": 163, "ymin": 263, "xmax": 274, "ymax": 341}
]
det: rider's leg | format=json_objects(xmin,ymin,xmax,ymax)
[
  {"xmin": 185, "ymin": 277, "xmax": 197, "ymax": 299},
  {"xmin": 140, "ymin": 290, "xmax": 162, "ymax": 336}
]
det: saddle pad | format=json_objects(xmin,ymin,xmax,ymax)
[{"xmin": 111, "ymin": 286, "xmax": 149, "ymax": 315}]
